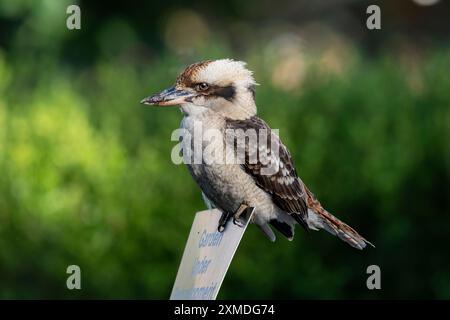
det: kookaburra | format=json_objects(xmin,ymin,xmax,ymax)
[{"xmin": 141, "ymin": 59, "xmax": 373, "ymax": 249}]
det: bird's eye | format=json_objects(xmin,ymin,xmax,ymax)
[{"xmin": 196, "ymin": 82, "xmax": 209, "ymax": 91}]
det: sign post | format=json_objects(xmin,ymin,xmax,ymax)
[{"xmin": 170, "ymin": 208, "xmax": 254, "ymax": 300}]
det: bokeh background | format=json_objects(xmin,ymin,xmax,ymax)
[{"xmin": 0, "ymin": 0, "xmax": 449, "ymax": 299}]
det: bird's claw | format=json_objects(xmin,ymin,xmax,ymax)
[
  {"xmin": 217, "ymin": 203, "xmax": 252, "ymax": 231},
  {"xmin": 233, "ymin": 217, "xmax": 245, "ymax": 227},
  {"xmin": 231, "ymin": 203, "xmax": 248, "ymax": 228},
  {"xmin": 218, "ymin": 211, "xmax": 231, "ymax": 233}
]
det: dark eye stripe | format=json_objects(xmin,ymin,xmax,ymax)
[{"xmin": 207, "ymin": 85, "xmax": 236, "ymax": 101}]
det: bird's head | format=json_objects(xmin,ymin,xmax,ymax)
[{"xmin": 141, "ymin": 59, "xmax": 257, "ymax": 119}]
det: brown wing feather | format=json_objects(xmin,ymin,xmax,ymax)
[{"xmin": 226, "ymin": 116, "xmax": 308, "ymax": 230}]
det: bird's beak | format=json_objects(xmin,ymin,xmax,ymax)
[{"xmin": 140, "ymin": 86, "xmax": 195, "ymax": 106}]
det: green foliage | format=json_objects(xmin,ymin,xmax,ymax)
[{"xmin": 0, "ymin": 45, "xmax": 449, "ymax": 299}]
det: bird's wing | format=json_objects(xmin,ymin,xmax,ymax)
[{"xmin": 225, "ymin": 116, "xmax": 309, "ymax": 230}]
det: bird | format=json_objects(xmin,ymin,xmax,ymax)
[{"xmin": 141, "ymin": 59, "xmax": 373, "ymax": 249}]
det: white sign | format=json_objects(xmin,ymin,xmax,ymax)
[{"xmin": 170, "ymin": 208, "xmax": 254, "ymax": 300}]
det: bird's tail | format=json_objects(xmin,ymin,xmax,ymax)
[{"xmin": 304, "ymin": 187, "xmax": 374, "ymax": 250}]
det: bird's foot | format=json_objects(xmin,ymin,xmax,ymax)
[
  {"xmin": 233, "ymin": 217, "xmax": 245, "ymax": 228},
  {"xmin": 218, "ymin": 203, "xmax": 254, "ymax": 231},
  {"xmin": 218, "ymin": 211, "xmax": 231, "ymax": 233},
  {"xmin": 233, "ymin": 203, "xmax": 249, "ymax": 228}
]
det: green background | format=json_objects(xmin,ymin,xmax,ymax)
[{"xmin": 0, "ymin": 0, "xmax": 449, "ymax": 299}]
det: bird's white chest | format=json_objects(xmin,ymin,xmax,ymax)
[
  {"xmin": 180, "ymin": 112, "xmax": 275, "ymax": 217},
  {"xmin": 180, "ymin": 111, "xmax": 228, "ymax": 164}
]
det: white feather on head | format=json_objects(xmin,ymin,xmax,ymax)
[{"xmin": 193, "ymin": 59, "xmax": 257, "ymax": 88}]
